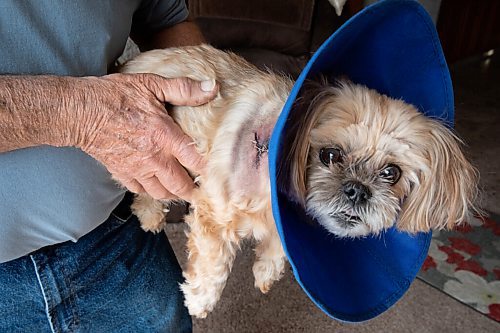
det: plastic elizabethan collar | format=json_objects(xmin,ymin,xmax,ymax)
[{"xmin": 269, "ymin": 0, "xmax": 453, "ymax": 322}]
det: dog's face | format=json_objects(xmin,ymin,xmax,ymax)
[{"xmin": 285, "ymin": 79, "xmax": 479, "ymax": 237}]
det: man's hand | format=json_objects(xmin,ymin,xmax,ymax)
[
  {"xmin": 75, "ymin": 73, "xmax": 217, "ymax": 201},
  {"xmin": 0, "ymin": 74, "xmax": 217, "ymax": 202}
]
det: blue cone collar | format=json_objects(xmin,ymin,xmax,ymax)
[{"xmin": 269, "ymin": 0, "xmax": 453, "ymax": 322}]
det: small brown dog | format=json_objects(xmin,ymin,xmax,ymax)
[{"xmin": 121, "ymin": 44, "xmax": 479, "ymax": 318}]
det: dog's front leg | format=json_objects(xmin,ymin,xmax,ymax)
[
  {"xmin": 180, "ymin": 204, "xmax": 239, "ymax": 318},
  {"xmin": 252, "ymin": 223, "xmax": 286, "ymax": 293}
]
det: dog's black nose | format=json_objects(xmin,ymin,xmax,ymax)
[{"xmin": 342, "ymin": 181, "xmax": 371, "ymax": 205}]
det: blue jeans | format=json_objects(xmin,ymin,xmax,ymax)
[{"xmin": 0, "ymin": 206, "xmax": 192, "ymax": 332}]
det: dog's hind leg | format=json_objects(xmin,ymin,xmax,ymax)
[
  {"xmin": 131, "ymin": 194, "xmax": 168, "ymax": 233},
  {"xmin": 180, "ymin": 202, "xmax": 239, "ymax": 318}
]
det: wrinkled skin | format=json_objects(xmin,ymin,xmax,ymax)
[
  {"xmin": 0, "ymin": 73, "xmax": 218, "ymax": 201},
  {"xmin": 78, "ymin": 74, "xmax": 217, "ymax": 201}
]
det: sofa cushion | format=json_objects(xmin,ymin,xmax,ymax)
[{"xmin": 188, "ymin": 0, "xmax": 315, "ymax": 55}]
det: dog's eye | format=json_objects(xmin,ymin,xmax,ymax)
[
  {"xmin": 319, "ymin": 148, "xmax": 343, "ymax": 166},
  {"xmin": 379, "ymin": 164, "xmax": 402, "ymax": 185}
]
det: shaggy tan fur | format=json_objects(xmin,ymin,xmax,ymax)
[
  {"xmin": 122, "ymin": 45, "xmax": 292, "ymax": 318},
  {"xmin": 282, "ymin": 78, "xmax": 480, "ymax": 237},
  {"xmin": 121, "ymin": 45, "xmax": 480, "ymax": 317}
]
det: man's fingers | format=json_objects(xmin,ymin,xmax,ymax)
[
  {"xmin": 154, "ymin": 117, "xmax": 206, "ymax": 174},
  {"xmin": 138, "ymin": 176, "xmax": 176, "ymax": 200},
  {"xmin": 112, "ymin": 172, "xmax": 145, "ymax": 194},
  {"xmin": 156, "ymin": 159, "xmax": 196, "ymax": 202},
  {"xmin": 120, "ymin": 178, "xmax": 145, "ymax": 194},
  {"xmin": 146, "ymin": 75, "xmax": 218, "ymax": 106},
  {"xmin": 169, "ymin": 133, "xmax": 206, "ymax": 174}
]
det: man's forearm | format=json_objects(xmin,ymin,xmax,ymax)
[
  {"xmin": 134, "ymin": 20, "xmax": 206, "ymax": 51},
  {"xmin": 0, "ymin": 75, "xmax": 90, "ymax": 153}
]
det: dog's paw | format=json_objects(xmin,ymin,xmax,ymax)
[
  {"xmin": 141, "ymin": 220, "xmax": 166, "ymax": 234},
  {"xmin": 253, "ymin": 257, "xmax": 285, "ymax": 294},
  {"xmin": 139, "ymin": 214, "xmax": 166, "ymax": 233},
  {"xmin": 135, "ymin": 206, "xmax": 167, "ymax": 233},
  {"xmin": 255, "ymin": 278, "xmax": 273, "ymax": 294},
  {"xmin": 180, "ymin": 281, "xmax": 217, "ymax": 319},
  {"xmin": 131, "ymin": 194, "xmax": 169, "ymax": 233}
]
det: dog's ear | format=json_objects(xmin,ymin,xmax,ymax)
[
  {"xmin": 397, "ymin": 119, "xmax": 480, "ymax": 233},
  {"xmin": 278, "ymin": 76, "xmax": 332, "ymax": 205}
]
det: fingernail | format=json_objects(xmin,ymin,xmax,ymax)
[{"xmin": 200, "ymin": 79, "xmax": 216, "ymax": 92}]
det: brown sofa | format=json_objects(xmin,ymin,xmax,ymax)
[{"xmin": 187, "ymin": 0, "xmax": 361, "ymax": 78}]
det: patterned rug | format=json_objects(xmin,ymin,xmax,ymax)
[{"xmin": 417, "ymin": 214, "xmax": 500, "ymax": 322}]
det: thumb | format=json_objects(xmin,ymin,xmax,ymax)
[{"xmin": 145, "ymin": 74, "xmax": 218, "ymax": 106}]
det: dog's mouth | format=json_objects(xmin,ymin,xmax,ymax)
[{"xmin": 329, "ymin": 208, "xmax": 362, "ymax": 228}]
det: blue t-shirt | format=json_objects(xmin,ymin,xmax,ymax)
[{"xmin": 0, "ymin": 0, "xmax": 188, "ymax": 263}]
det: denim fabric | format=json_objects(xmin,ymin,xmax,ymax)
[{"xmin": 0, "ymin": 213, "xmax": 192, "ymax": 333}]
